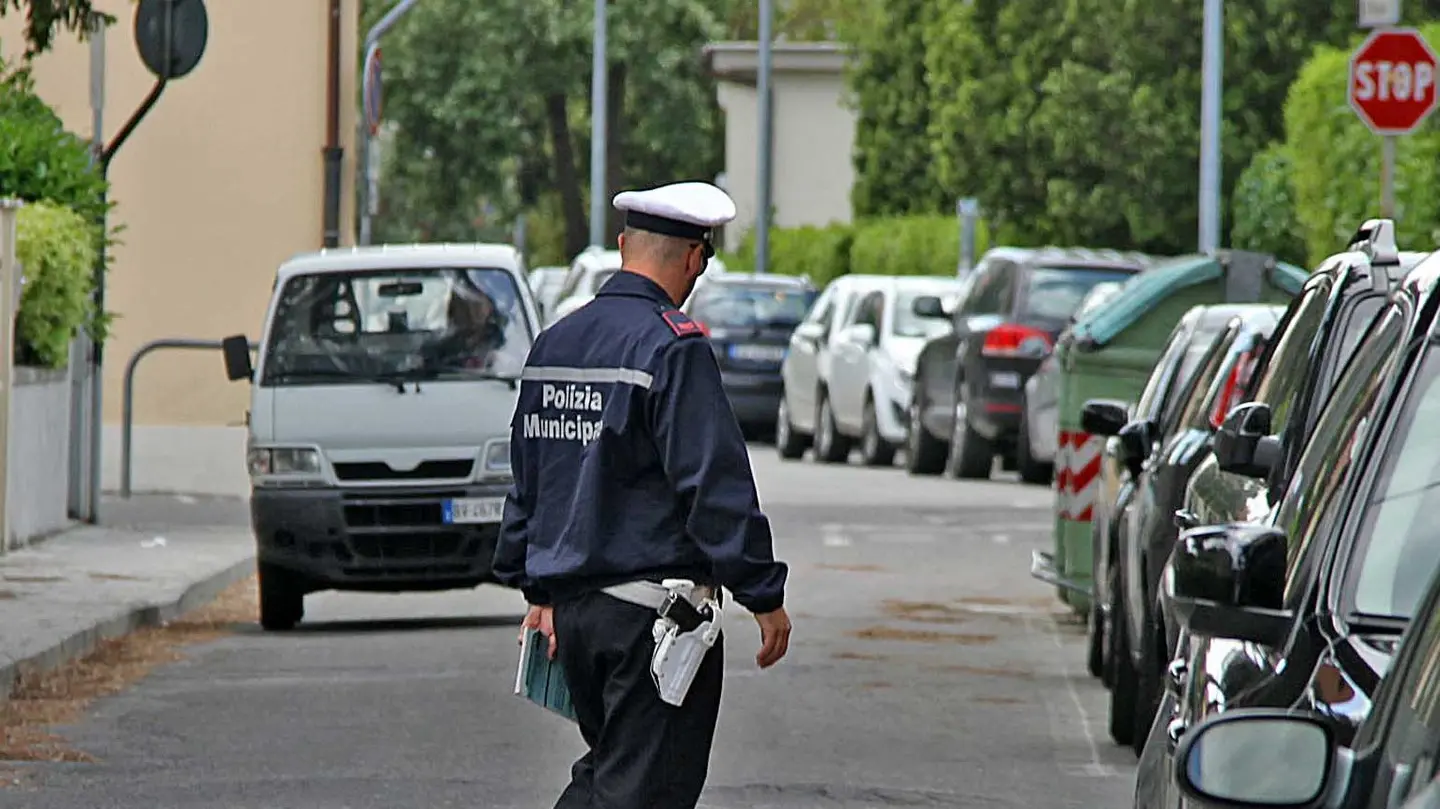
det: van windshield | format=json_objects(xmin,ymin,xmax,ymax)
[{"xmin": 260, "ymin": 267, "xmax": 533, "ymax": 387}]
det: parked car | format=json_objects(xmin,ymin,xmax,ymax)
[
  {"xmin": 906, "ymin": 247, "xmax": 1149, "ymax": 478},
  {"xmin": 1084, "ymin": 304, "xmax": 1282, "ymax": 753},
  {"xmin": 546, "ymin": 247, "xmax": 622, "ymax": 326},
  {"xmin": 775, "ymin": 274, "xmax": 891, "ymax": 461},
  {"xmin": 527, "ymin": 265, "xmax": 569, "ymax": 321},
  {"xmin": 679, "ymin": 273, "xmax": 818, "ymax": 436},
  {"xmin": 1018, "ymin": 279, "xmax": 1129, "ymax": 484},
  {"xmin": 1080, "ymin": 304, "xmax": 1249, "ymax": 687},
  {"xmin": 1133, "ymin": 248, "xmax": 1440, "ymax": 807}
]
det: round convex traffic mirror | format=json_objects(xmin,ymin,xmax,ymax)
[{"xmin": 135, "ymin": 0, "xmax": 209, "ymax": 80}]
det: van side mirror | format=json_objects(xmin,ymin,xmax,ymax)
[
  {"xmin": 1215, "ymin": 402, "xmax": 1282, "ymax": 479},
  {"xmin": 1163, "ymin": 523, "xmax": 1293, "ymax": 647},
  {"xmin": 221, "ymin": 335, "xmax": 253, "ymax": 382},
  {"xmin": 1116, "ymin": 418, "xmax": 1155, "ymax": 478}
]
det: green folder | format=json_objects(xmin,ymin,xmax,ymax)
[{"xmin": 514, "ymin": 628, "xmax": 578, "ymax": 722}]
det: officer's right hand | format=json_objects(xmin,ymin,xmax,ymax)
[
  {"xmin": 753, "ymin": 607, "xmax": 792, "ymax": 668},
  {"xmin": 521, "ymin": 604, "xmax": 558, "ymax": 659}
]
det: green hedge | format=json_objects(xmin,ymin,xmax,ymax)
[
  {"xmin": 1283, "ymin": 23, "xmax": 1440, "ymax": 265},
  {"xmin": 1229, "ymin": 142, "xmax": 1307, "ymax": 267},
  {"xmin": 719, "ymin": 214, "xmax": 989, "ymax": 286},
  {"xmin": 14, "ymin": 201, "xmax": 100, "ymax": 369}
]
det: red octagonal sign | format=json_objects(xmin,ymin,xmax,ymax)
[{"xmin": 1350, "ymin": 28, "xmax": 1440, "ymax": 135}]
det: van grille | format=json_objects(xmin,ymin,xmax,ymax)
[{"xmin": 332, "ymin": 459, "xmax": 474, "ymax": 482}]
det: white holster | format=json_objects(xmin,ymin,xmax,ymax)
[{"xmin": 602, "ymin": 579, "xmax": 723, "ymax": 707}]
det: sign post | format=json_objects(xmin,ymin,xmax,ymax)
[
  {"xmin": 1359, "ymin": 0, "xmax": 1401, "ymax": 28},
  {"xmin": 1348, "ymin": 27, "xmax": 1438, "ymax": 218}
]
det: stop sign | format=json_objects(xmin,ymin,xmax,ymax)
[{"xmin": 1349, "ymin": 28, "xmax": 1439, "ymax": 135}]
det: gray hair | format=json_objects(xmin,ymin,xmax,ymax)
[{"xmin": 621, "ymin": 227, "xmax": 692, "ymax": 267}]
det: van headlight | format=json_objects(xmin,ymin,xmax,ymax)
[
  {"xmin": 248, "ymin": 446, "xmax": 323, "ymax": 478},
  {"xmin": 482, "ymin": 439, "xmax": 511, "ymax": 477}
]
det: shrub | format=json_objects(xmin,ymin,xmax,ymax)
[
  {"xmin": 0, "ymin": 65, "xmax": 108, "ymax": 223},
  {"xmin": 1229, "ymin": 142, "xmax": 1308, "ymax": 267},
  {"xmin": 13, "ymin": 200, "xmax": 100, "ymax": 368},
  {"xmin": 1283, "ymin": 24, "xmax": 1440, "ymax": 265}
]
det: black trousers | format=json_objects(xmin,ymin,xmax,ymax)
[{"xmin": 551, "ymin": 589, "xmax": 724, "ymax": 809}]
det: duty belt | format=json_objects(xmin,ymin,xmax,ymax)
[{"xmin": 602, "ymin": 580, "xmax": 717, "ymax": 610}]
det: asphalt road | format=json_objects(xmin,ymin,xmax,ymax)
[{"xmin": 10, "ymin": 449, "xmax": 1136, "ymax": 808}]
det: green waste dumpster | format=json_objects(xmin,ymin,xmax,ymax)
[{"xmin": 1029, "ymin": 250, "xmax": 1308, "ymax": 615}]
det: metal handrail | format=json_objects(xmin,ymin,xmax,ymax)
[{"xmin": 120, "ymin": 338, "xmax": 256, "ymax": 498}]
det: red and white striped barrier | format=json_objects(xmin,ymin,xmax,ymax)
[{"xmin": 1056, "ymin": 430, "xmax": 1102, "ymax": 521}]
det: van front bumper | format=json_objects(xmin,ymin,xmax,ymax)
[{"xmin": 251, "ymin": 483, "xmax": 507, "ymax": 593}]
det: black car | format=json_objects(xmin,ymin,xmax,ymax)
[
  {"xmin": 1085, "ymin": 304, "xmax": 1281, "ymax": 753},
  {"xmin": 907, "ymin": 247, "xmax": 1147, "ymax": 478},
  {"xmin": 1077, "ymin": 305, "xmax": 1254, "ymax": 686},
  {"xmin": 1183, "ymin": 221, "xmax": 1426, "ymax": 532},
  {"xmin": 1134, "ymin": 248, "xmax": 1440, "ymax": 807},
  {"xmin": 682, "ymin": 274, "xmax": 818, "ymax": 435}
]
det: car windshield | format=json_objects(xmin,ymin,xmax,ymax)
[
  {"xmin": 690, "ymin": 284, "xmax": 817, "ymax": 328},
  {"xmin": 260, "ymin": 267, "xmax": 532, "ymax": 386},
  {"xmin": 1348, "ymin": 346, "xmax": 1440, "ymax": 619},
  {"xmin": 894, "ymin": 288, "xmax": 958, "ymax": 338},
  {"xmin": 1023, "ymin": 267, "xmax": 1138, "ymax": 321}
]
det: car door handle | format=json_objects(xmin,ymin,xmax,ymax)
[
  {"xmin": 1165, "ymin": 716, "xmax": 1187, "ymax": 750},
  {"xmin": 1166, "ymin": 658, "xmax": 1187, "ymax": 696},
  {"xmin": 1173, "ymin": 509, "xmax": 1199, "ymax": 530}
]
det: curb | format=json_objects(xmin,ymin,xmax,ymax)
[{"xmin": 0, "ymin": 555, "xmax": 256, "ymax": 700}]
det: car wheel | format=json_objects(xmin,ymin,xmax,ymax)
[
  {"xmin": 258, "ymin": 562, "xmax": 304, "ymax": 631},
  {"xmin": 947, "ymin": 393, "xmax": 994, "ymax": 479},
  {"xmin": 859, "ymin": 395, "xmax": 897, "ymax": 467},
  {"xmin": 1107, "ymin": 579, "xmax": 1139, "ymax": 747},
  {"xmin": 905, "ymin": 388, "xmax": 948, "ymax": 475},
  {"xmin": 1132, "ymin": 604, "xmax": 1166, "ymax": 757},
  {"xmin": 775, "ymin": 396, "xmax": 808, "ymax": 460},
  {"xmin": 813, "ymin": 390, "xmax": 852, "ymax": 464},
  {"xmin": 1016, "ymin": 407, "xmax": 1054, "ymax": 486},
  {"xmin": 1086, "ymin": 523, "xmax": 1106, "ymax": 680}
]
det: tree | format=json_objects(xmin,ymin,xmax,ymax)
[
  {"xmin": 1, "ymin": 0, "xmax": 113, "ymax": 57},
  {"xmin": 371, "ymin": 0, "xmax": 725, "ymax": 261}
]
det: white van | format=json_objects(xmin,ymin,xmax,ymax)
[{"xmin": 220, "ymin": 244, "xmax": 540, "ymax": 631}]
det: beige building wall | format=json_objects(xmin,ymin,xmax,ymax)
[
  {"xmin": 705, "ymin": 42, "xmax": 856, "ymax": 249},
  {"xmin": 2, "ymin": 0, "xmax": 360, "ymax": 427}
]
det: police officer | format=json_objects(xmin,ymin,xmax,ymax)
[{"xmin": 493, "ymin": 181, "xmax": 792, "ymax": 809}]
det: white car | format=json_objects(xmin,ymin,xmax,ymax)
[
  {"xmin": 546, "ymin": 248, "xmax": 623, "ymax": 326},
  {"xmin": 527, "ymin": 265, "xmax": 568, "ymax": 321},
  {"xmin": 777, "ymin": 274, "xmax": 962, "ymax": 466}
]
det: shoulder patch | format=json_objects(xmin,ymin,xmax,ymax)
[{"xmin": 660, "ymin": 309, "xmax": 706, "ymax": 338}]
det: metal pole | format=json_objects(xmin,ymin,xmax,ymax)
[
  {"xmin": 358, "ymin": 0, "xmax": 420, "ymax": 247},
  {"xmin": 1381, "ymin": 135, "xmax": 1397, "ymax": 218},
  {"xmin": 71, "ymin": 19, "xmax": 105, "ymax": 521},
  {"xmin": 755, "ymin": 0, "xmax": 775, "ymax": 273},
  {"xmin": 0, "ymin": 200, "xmax": 20, "ymax": 550},
  {"xmin": 1197, "ymin": 0, "xmax": 1223, "ymax": 253},
  {"xmin": 588, "ymin": 0, "xmax": 608, "ymax": 247}
]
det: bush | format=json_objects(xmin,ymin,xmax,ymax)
[
  {"xmin": 0, "ymin": 65, "xmax": 108, "ymax": 223},
  {"xmin": 719, "ymin": 214, "xmax": 988, "ymax": 286},
  {"xmin": 1284, "ymin": 24, "xmax": 1440, "ymax": 265},
  {"xmin": 1230, "ymin": 142, "xmax": 1308, "ymax": 267},
  {"xmin": 13, "ymin": 200, "xmax": 100, "ymax": 368}
]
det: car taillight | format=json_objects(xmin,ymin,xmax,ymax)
[{"xmin": 982, "ymin": 324, "xmax": 1052, "ymax": 358}]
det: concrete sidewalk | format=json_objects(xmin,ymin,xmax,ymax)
[{"xmin": 0, "ymin": 494, "xmax": 254, "ymax": 697}]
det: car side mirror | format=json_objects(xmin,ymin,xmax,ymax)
[
  {"xmin": 1215, "ymin": 402, "xmax": 1282, "ymax": 479},
  {"xmin": 911, "ymin": 295, "xmax": 946, "ymax": 318},
  {"xmin": 1116, "ymin": 418, "xmax": 1155, "ymax": 478},
  {"xmin": 1081, "ymin": 398, "xmax": 1129, "ymax": 437},
  {"xmin": 1163, "ymin": 523, "xmax": 1293, "ymax": 647},
  {"xmin": 1174, "ymin": 709, "xmax": 1338, "ymax": 808},
  {"xmin": 843, "ymin": 323, "xmax": 877, "ymax": 347},
  {"xmin": 221, "ymin": 335, "xmax": 253, "ymax": 382}
]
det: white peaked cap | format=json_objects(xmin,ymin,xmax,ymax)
[{"xmin": 612, "ymin": 182, "xmax": 737, "ymax": 240}]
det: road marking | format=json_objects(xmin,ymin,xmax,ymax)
[
  {"xmin": 1024, "ymin": 614, "xmax": 1120, "ymax": 778},
  {"xmin": 820, "ymin": 524, "xmax": 852, "ymax": 547},
  {"xmin": 991, "ymin": 533, "xmax": 1011, "ymax": 544}
]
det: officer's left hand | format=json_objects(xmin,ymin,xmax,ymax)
[{"xmin": 520, "ymin": 604, "xmax": 558, "ymax": 659}]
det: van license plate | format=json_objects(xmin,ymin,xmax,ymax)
[
  {"xmin": 730, "ymin": 344, "xmax": 786, "ymax": 362},
  {"xmin": 443, "ymin": 497, "xmax": 506, "ymax": 524}
]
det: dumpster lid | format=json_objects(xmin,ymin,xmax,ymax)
[{"xmin": 1070, "ymin": 252, "xmax": 1308, "ymax": 351}]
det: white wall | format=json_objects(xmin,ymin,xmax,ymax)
[
  {"xmin": 718, "ymin": 71, "xmax": 857, "ymax": 249},
  {"xmin": 9, "ymin": 369, "xmax": 74, "ymax": 548}
]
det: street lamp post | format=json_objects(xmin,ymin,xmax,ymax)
[{"xmin": 589, "ymin": 0, "xmax": 608, "ymax": 247}]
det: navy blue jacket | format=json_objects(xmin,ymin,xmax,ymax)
[{"xmin": 492, "ymin": 270, "xmax": 788, "ymax": 614}]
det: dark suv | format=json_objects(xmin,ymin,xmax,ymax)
[{"xmin": 907, "ymin": 247, "xmax": 1149, "ymax": 478}]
